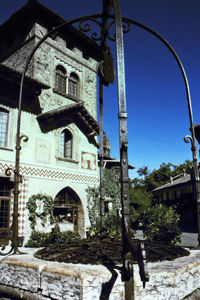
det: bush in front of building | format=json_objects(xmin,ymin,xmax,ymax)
[
  {"xmin": 25, "ymin": 229, "xmax": 80, "ymax": 248},
  {"xmin": 87, "ymin": 170, "xmax": 181, "ymax": 244},
  {"xmin": 141, "ymin": 203, "xmax": 181, "ymax": 244},
  {"xmin": 26, "ymin": 193, "xmax": 55, "ymax": 230}
]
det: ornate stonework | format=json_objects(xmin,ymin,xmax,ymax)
[
  {"xmin": 81, "ymin": 152, "xmax": 96, "ymax": 170},
  {"xmin": 35, "ymin": 139, "xmax": 51, "ymax": 164}
]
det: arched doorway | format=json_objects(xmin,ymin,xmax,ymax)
[{"xmin": 54, "ymin": 187, "xmax": 84, "ymax": 235}]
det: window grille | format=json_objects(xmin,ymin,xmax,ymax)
[
  {"xmin": 0, "ymin": 199, "xmax": 9, "ymax": 229},
  {"xmin": 0, "ymin": 183, "xmax": 11, "ymax": 230},
  {"xmin": 60, "ymin": 130, "xmax": 72, "ymax": 159},
  {"xmin": 55, "ymin": 66, "xmax": 66, "ymax": 94},
  {"xmin": 68, "ymin": 73, "xmax": 79, "ymax": 98},
  {"xmin": 0, "ymin": 183, "xmax": 10, "ymax": 197}
]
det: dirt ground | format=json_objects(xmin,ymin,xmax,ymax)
[{"xmin": 35, "ymin": 235, "xmax": 190, "ymax": 265}]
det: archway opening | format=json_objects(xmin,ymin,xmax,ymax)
[{"xmin": 54, "ymin": 187, "xmax": 83, "ymax": 234}]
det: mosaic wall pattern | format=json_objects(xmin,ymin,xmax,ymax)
[{"xmin": 0, "ymin": 162, "xmax": 99, "ymax": 183}]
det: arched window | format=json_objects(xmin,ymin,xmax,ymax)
[
  {"xmin": 68, "ymin": 72, "xmax": 79, "ymax": 98},
  {"xmin": 60, "ymin": 129, "xmax": 72, "ymax": 159},
  {"xmin": 55, "ymin": 65, "xmax": 66, "ymax": 93},
  {"xmin": 0, "ymin": 108, "xmax": 9, "ymax": 147}
]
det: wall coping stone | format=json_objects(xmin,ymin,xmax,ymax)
[{"xmin": 0, "ymin": 248, "xmax": 200, "ymax": 299}]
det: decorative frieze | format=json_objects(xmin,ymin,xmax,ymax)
[{"xmin": 0, "ymin": 162, "xmax": 99, "ymax": 183}]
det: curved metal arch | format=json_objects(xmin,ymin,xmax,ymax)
[
  {"xmin": 122, "ymin": 17, "xmax": 195, "ymax": 142},
  {"xmin": 17, "ymin": 12, "xmax": 197, "ymax": 170},
  {"xmin": 101, "ymin": 15, "xmax": 196, "ymax": 153},
  {"xmin": 113, "ymin": 15, "xmax": 200, "ymax": 247},
  {"xmin": 12, "ymin": 4, "xmax": 199, "ymax": 256}
]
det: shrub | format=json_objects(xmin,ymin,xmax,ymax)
[
  {"xmin": 86, "ymin": 169, "xmax": 121, "ymax": 237},
  {"xmin": 129, "ymin": 189, "xmax": 152, "ymax": 229},
  {"xmin": 25, "ymin": 231, "xmax": 50, "ymax": 247},
  {"xmin": 26, "ymin": 193, "xmax": 55, "ymax": 230},
  {"xmin": 104, "ymin": 214, "xmax": 122, "ymax": 236},
  {"xmin": 142, "ymin": 204, "xmax": 181, "ymax": 244},
  {"xmin": 25, "ymin": 229, "xmax": 80, "ymax": 248}
]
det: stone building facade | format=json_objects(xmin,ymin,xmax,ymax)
[
  {"xmin": 0, "ymin": 0, "xmax": 102, "ymax": 244},
  {"xmin": 152, "ymin": 171, "xmax": 197, "ymax": 231}
]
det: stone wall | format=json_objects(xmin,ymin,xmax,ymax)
[
  {"xmin": 0, "ymin": 249, "xmax": 200, "ymax": 299},
  {"xmin": 2, "ymin": 38, "xmax": 35, "ymax": 77},
  {"xmin": 32, "ymin": 22, "xmax": 98, "ymax": 118}
]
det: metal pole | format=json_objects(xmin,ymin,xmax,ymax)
[
  {"xmin": 113, "ymin": 1, "xmax": 134, "ymax": 299},
  {"xmin": 184, "ymin": 134, "xmax": 200, "ymax": 245},
  {"xmin": 98, "ymin": 0, "xmax": 112, "ymax": 231},
  {"xmin": 113, "ymin": 0, "xmax": 130, "ymax": 246},
  {"xmin": 99, "ymin": 80, "xmax": 105, "ymax": 229},
  {"xmin": 122, "ymin": 17, "xmax": 200, "ymax": 245}
]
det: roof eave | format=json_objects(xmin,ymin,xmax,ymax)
[{"xmin": 37, "ymin": 103, "xmax": 100, "ymax": 147}]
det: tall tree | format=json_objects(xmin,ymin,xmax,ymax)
[{"xmin": 132, "ymin": 160, "xmax": 193, "ymax": 193}]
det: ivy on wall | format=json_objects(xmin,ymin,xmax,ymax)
[{"xmin": 26, "ymin": 193, "xmax": 55, "ymax": 230}]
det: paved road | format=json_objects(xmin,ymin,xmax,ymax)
[
  {"xmin": 179, "ymin": 231, "xmax": 199, "ymax": 248},
  {"xmin": 135, "ymin": 230, "xmax": 199, "ymax": 248}
]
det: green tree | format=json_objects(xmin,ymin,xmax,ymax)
[
  {"xmin": 129, "ymin": 188, "xmax": 151, "ymax": 228},
  {"xmin": 142, "ymin": 204, "xmax": 181, "ymax": 244},
  {"xmin": 137, "ymin": 166, "xmax": 149, "ymax": 177},
  {"xmin": 86, "ymin": 161, "xmax": 187, "ymax": 244},
  {"xmin": 129, "ymin": 186, "xmax": 181, "ymax": 244},
  {"xmin": 129, "ymin": 160, "xmax": 192, "ymax": 243},
  {"xmin": 132, "ymin": 160, "xmax": 193, "ymax": 193}
]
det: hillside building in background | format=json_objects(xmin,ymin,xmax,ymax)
[{"xmin": 152, "ymin": 170, "xmax": 197, "ymax": 232}]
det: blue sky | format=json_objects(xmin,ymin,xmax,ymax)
[{"xmin": 1, "ymin": 0, "xmax": 200, "ymax": 178}]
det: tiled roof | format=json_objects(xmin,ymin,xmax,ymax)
[
  {"xmin": 0, "ymin": 63, "xmax": 50, "ymax": 89},
  {"xmin": 153, "ymin": 173, "xmax": 191, "ymax": 192},
  {"xmin": 37, "ymin": 103, "xmax": 100, "ymax": 147},
  {"xmin": 99, "ymin": 155, "xmax": 135, "ymax": 170},
  {"xmin": 0, "ymin": 63, "xmax": 49, "ymax": 114}
]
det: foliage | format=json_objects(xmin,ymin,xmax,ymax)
[
  {"xmin": 132, "ymin": 160, "xmax": 193, "ymax": 192},
  {"xmin": 142, "ymin": 204, "xmax": 181, "ymax": 244},
  {"xmin": 129, "ymin": 188, "xmax": 152, "ymax": 228},
  {"xmin": 26, "ymin": 193, "xmax": 55, "ymax": 230},
  {"xmin": 87, "ymin": 162, "xmax": 185, "ymax": 244},
  {"xmin": 129, "ymin": 187, "xmax": 181, "ymax": 244},
  {"xmin": 104, "ymin": 214, "xmax": 122, "ymax": 236},
  {"xmin": 25, "ymin": 231, "xmax": 50, "ymax": 247},
  {"xmin": 86, "ymin": 169, "xmax": 121, "ymax": 236},
  {"xmin": 25, "ymin": 228, "xmax": 80, "ymax": 248},
  {"xmin": 130, "ymin": 161, "xmax": 192, "ymax": 243},
  {"xmin": 104, "ymin": 169, "xmax": 121, "ymax": 210},
  {"xmin": 86, "ymin": 186, "xmax": 100, "ymax": 230}
]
